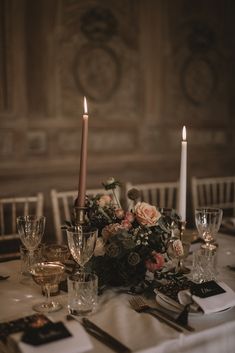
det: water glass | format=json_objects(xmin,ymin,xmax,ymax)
[
  {"xmin": 66, "ymin": 226, "xmax": 97, "ymax": 273},
  {"xmin": 67, "ymin": 272, "xmax": 98, "ymax": 316},
  {"xmin": 20, "ymin": 244, "xmax": 44, "ymax": 276},
  {"xmin": 192, "ymin": 248, "xmax": 217, "ymax": 283},
  {"xmin": 17, "ymin": 215, "xmax": 46, "ymax": 268},
  {"xmin": 195, "ymin": 208, "xmax": 223, "ymax": 250}
]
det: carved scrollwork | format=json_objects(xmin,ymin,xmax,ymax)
[{"xmin": 80, "ymin": 6, "xmax": 118, "ymax": 42}]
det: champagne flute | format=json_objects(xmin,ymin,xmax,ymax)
[
  {"xmin": 17, "ymin": 215, "xmax": 46, "ymax": 268},
  {"xmin": 30, "ymin": 261, "xmax": 65, "ymax": 313},
  {"xmin": 66, "ymin": 226, "xmax": 97, "ymax": 274},
  {"xmin": 195, "ymin": 208, "xmax": 223, "ymax": 251}
]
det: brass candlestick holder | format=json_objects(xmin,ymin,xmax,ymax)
[
  {"xmin": 73, "ymin": 206, "xmax": 87, "ymax": 225},
  {"xmin": 176, "ymin": 220, "xmax": 190, "ymax": 274},
  {"xmin": 179, "ymin": 220, "xmax": 186, "ymax": 241}
]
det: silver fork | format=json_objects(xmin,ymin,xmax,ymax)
[{"xmin": 129, "ymin": 296, "xmax": 194, "ymax": 332}]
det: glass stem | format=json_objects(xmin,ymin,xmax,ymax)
[
  {"xmin": 28, "ymin": 250, "xmax": 34, "ymax": 269},
  {"xmin": 44, "ymin": 284, "xmax": 51, "ymax": 306}
]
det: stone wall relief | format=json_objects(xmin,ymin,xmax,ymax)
[
  {"xmin": 59, "ymin": 0, "xmax": 141, "ymax": 126},
  {"xmin": 180, "ymin": 22, "xmax": 218, "ymax": 106},
  {"xmin": 165, "ymin": 19, "xmax": 228, "ymax": 125}
]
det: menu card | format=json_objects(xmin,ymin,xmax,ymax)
[{"xmin": 6, "ymin": 319, "xmax": 92, "ymax": 353}]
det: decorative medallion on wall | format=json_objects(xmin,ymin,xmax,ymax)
[
  {"xmin": 59, "ymin": 0, "xmax": 141, "ymax": 123},
  {"xmin": 180, "ymin": 23, "xmax": 217, "ymax": 106},
  {"xmin": 73, "ymin": 45, "xmax": 120, "ymax": 102},
  {"xmin": 164, "ymin": 13, "xmax": 228, "ymax": 122},
  {"xmin": 181, "ymin": 56, "xmax": 217, "ymax": 106}
]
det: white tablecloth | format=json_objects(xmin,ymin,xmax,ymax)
[{"xmin": 0, "ymin": 233, "xmax": 235, "ymax": 353}]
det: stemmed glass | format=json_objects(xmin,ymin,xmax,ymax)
[
  {"xmin": 195, "ymin": 208, "xmax": 223, "ymax": 251},
  {"xmin": 17, "ymin": 215, "xmax": 46, "ymax": 268},
  {"xmin": 66, "ymin": 226, "xmax": 97, "ymax": 274},
  {"xmin": 30, "ymin": 261, "xmax": 65, "ymax": 313}
]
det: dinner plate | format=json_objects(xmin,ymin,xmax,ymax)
[
  {"xmin": 156, "ymin": 293, "xmax": 201, "ymax": 316},
  {"xmin": 155, "ymin": 293, "xmax": 233, "ymax": 316}
]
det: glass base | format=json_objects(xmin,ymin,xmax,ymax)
[
  {"xmin": 33, "ymin": 300, "xmax": 62, "ymax": 313},
  {"xmin": 201, "ymin": 243, "xmax": 217, "ymax": 251},
  {"xmin": 176, "ymin": 265, "xmax": 191, "ymax": 274},
  {"xmin": 68, "ymin": 307, "xmax": 94, "ymax": 316}
]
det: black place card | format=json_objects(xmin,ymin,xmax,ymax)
[
  {"xmin": 0, "ymin": 314, "xmax": 51, "ymax": 342},
  {"xmin": 21, "ymin": 322, "xmax": 72, "ymax": 346},
  {"xmin": 191, "ymin": 281, "xmax": 226, "ymax": 298}
]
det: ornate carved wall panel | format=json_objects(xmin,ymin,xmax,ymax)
[
  {"xmin": 163, "ymin": 0, "xmax": 230, "ymax": 127},
  {"xmin": 58, "ymin": 0, "xmax": 141, "ymax": 124}
]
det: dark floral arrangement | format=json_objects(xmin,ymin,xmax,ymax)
[{"xmin": 77, "ymin": 177, "xmax": 185, "ymax": 290}]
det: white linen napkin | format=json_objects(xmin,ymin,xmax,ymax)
[
  {"xmin": 7, "ymin": 320, "xmax": 93, "ymax": 353},
  {"xmin": 192, "ymin": 281, "xmax": 235, "ymax": 314}
]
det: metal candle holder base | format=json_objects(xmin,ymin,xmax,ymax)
[
  {"xmin": 176, "ymin": 220, "xmax": 190, "ymax": 275},
  {"xmin": 73, "ymin": 207, "xmax": 87, "ymax": 225}
]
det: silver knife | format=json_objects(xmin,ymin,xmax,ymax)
[
  {"xmin": 82, "ymin": 318, "xmax": 132, "ymax": 353},
  {"xmin": 67, "ymin": 315, "xmax": 132, "ymax": 353}
]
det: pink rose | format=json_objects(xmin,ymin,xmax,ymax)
[
  {"xmin": 172, "ymin": 239, "xmax": 184, "ymax": 257},
  {"xmin": 98, "ymin": 194, "xmax": 112, "ymax": 207},
  {"xmin": 145, "ymin": 252, "xmax": 165, "ymax": 272},
  {"xmin": 102, "ymin": 223, "xmax": 122, "ymax": 241},
  {"xmin": 134, "ymin": 202, "xmax": 161, "ymax": 226},
  {"xmin": 125, "ymin": 211, "xmax": 135, "ymax": 223},
  {"xmin": 115, "ymin": 208, "xmax": 125, "ymax": 219},
  {"xmin": 121, "ymin": 219, "xmax": 132, "ymax": 230}
]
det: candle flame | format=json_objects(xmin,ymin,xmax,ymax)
[
  {"xmin": 83, "ymin": 96, "xmax": 88, "ymax": 115},
  {"xmin": 182, "ymin": 126, "xmax": 186, "ymax": 141}
]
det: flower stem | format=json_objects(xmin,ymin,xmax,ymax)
[{"xmin": 112, "ymin": 189, "xmax": 121, "ymax": 208}]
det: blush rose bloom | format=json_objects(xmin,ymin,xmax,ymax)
[
  {"xmin": 172, "ymin": 239, "xmax": 184, "ymax": 257},
  {"xmin": 97, "ymin": 194, "xmax": 112, "ymax": 207},
  {"xmin": 125, "ymin": 211, "xmax": 135, "ymax": 223},
  {"xmin": 102, "ymin": 223, "xmax": 122, "ymax": 241},
  {"xmin": 115, "ymin": 208, "xmax": 125, "ymax": 219},
  {"xmin": 134, "ymin": 202, "xmax": 161, "ymax": 226},
  {"xmin": 121, "ymin": 219, "xmax": 132, "ymax": 230},
  {"xmin": 145, "ymin": 252, "xmax": 165, "ymax": 272},
  {"xmin": 94, "ymin": 237, "xmax": 105, "ymax": 256}
]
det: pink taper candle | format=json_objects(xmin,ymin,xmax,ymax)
[
  {"xmin": 178, "ymin": 126, "xmax": 187, "ymax": 221},
  {"xmin": 77, "ymin": 97, "xmax": 88, "ymax": 207}
]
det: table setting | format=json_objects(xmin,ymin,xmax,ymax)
[{"xmin": 1, "ymin": 98, "xmax": 235, "ymax": 353}]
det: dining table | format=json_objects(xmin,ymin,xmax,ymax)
[{"xmin": 0, "ymin": 231, "xmax": 235, "ymax": 353}]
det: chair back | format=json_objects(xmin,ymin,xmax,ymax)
[
  {"xmin": 0, "ymin": 193, "xmax": 44, "ymax": 261},
  {"xmin": 125, "ymin": 181, "xmax": 179, "ymax": 210},
  {"xmin": 51, "ymin": 187, "xmax": 121, "ymax": 244},
  {"xmin": 191, "ymin": 176, "xmax": 235, "ymax": 216}
]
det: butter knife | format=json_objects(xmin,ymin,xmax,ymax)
[
  {"xmin": 67, "ymin": 316, "xmax": 132, "ymax": 353},
  {"xmin": 82, "ymin": 318, "xmax": 132, "ymax": 353},
  {"xmin": 143, "ymin": 308, "xmax": 194, "ymax": 332}
]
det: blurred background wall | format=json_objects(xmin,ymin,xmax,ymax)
[{"xmin": 0, "ymin": 0, "xmax": 235, "ymax": 235}]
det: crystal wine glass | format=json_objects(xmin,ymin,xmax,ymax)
[
  {"xmin": 42, "ymin": 244, "xmax": 70, "ymax": 295},
  {"xmin": 30, "ymin": 261, "xmax": 65, "ymax": 313},
  {"xmin": 195, "ymin": 208, "xmax": 223, "ymax": 251},
  {"xmin": 66, "ymin": 226, "xmax": 97, "ymax": 274},
  {"xmin": 17, "ymin": 215, "xmax": 46, "ymax": 268}
]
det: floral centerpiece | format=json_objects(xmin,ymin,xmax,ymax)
[{"xmin": 65, "ymin": 178, "xmax": 184, "ymax": 291}]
